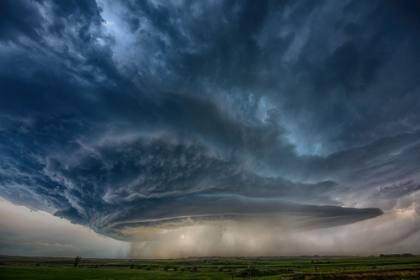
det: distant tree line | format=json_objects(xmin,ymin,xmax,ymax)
[{"xmin": 379, "ymin": 253, "xmax": 413, "ymax": 257}]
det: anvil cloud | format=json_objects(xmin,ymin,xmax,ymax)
[{"xmin": 0, "ymin": 0, "xmax": 420, "ymax": 257}]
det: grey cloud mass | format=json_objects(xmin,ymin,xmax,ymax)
[{"xmin": 0, "ymin": 0, "xmax": 420, "ymax": 255}]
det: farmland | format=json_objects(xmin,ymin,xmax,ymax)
[{"xmin": 1, "ymin": 255, "xmax": 420, "ymax": 279}]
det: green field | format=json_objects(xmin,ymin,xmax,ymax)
[{"xmin": 1, "ymin": 256, "xmax": 420, "ymax": 279}]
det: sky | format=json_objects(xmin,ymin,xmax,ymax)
[{"xmin": 0, "ymin": 0, "xmax": 420, "ymax": 258}]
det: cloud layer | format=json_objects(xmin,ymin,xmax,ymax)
[{"xmin": 1, "ymin": 0, "xmax": 420, "ymax": 255}]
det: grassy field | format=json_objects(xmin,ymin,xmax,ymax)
[{"xmin": 1, "ymin": 255, "xmax": 420, "ymax": 279}]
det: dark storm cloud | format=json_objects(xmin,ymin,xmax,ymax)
[
  {"xmin": 0, "ymin": 0, "xmax": 419, "ymax": 243},
  {"xmin": 0, "ymin": 0, "xmax": 44, "ymax": 42},
  {"xmin": 0, "ymin": 114, "xmax": 349, "ymax": 237},
  {"xmin": 0, "ymin": 113, "xmax": 382, "ymax": 238},
  {"xmin": 304, "ymin": 131, "xmax": 420, "ymax": 212},
  {"xmin": 105, "ymin": 0, "xmax": 420, "ymax": 152}
]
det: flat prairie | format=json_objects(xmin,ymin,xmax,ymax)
[{"xmin": 1, "ymin": 255, "xmax": 420, "ymax": 279}]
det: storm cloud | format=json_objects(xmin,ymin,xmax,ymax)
[{"xmin": 1, "ymin": 0, "xmax": 420, "ymax": 256}]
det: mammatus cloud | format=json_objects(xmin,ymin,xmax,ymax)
[{"xmin": 0, "ymin": 0, "xmax": 420, "ymax": 256}]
